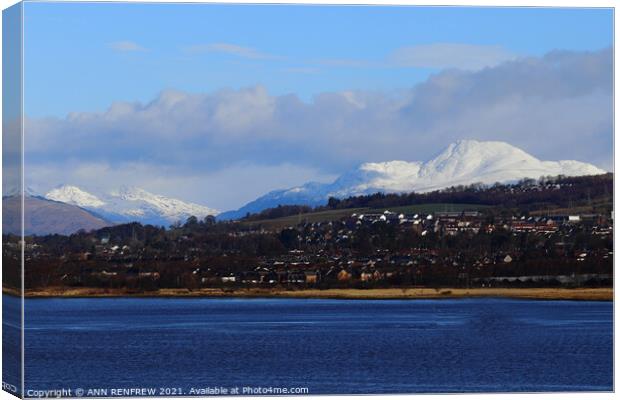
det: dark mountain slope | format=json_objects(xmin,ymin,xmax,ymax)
[{"xmin": 3, "ymin": 196, "xmax": 112, "ymax": 236}]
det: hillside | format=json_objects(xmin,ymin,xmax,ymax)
[
  {"xmin": 239, "ymin": 173, "xmax": 613, "ymax": 228},
  {"xmin": 241, "ymin": 203, "xmax": 489, "ymax": 230},
  {"xmin": 3, "ymin": 196, "xmax": 111, "ymax": 236}
]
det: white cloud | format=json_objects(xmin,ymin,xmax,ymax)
[
  {"xmin": 108, "ymin": 41, "xmax": 147, "ymax": 52},
  {"xmin": 211, "ymin": 86, "xmax": 276, "ymax": 134}
]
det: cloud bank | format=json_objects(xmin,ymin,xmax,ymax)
[{"xmin": 25, "ymin": 48, "xmax": 612, "ymax": 209}]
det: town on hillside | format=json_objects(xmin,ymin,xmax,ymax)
[{"xmin": 3, "ymin": 174, "xmax": 613, "ymax": 293}]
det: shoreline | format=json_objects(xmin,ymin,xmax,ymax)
[{"xmin": 3, "ymin": 287, "xmax": 613, "ymax": 301}]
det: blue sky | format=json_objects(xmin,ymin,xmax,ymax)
[
  {"xmin": 18, "ymin": 3, "xmax": 614, "ymax": 211},
  {"xmin": 24, "ymin": 4, "xmax": 612, "ymax": 118}
]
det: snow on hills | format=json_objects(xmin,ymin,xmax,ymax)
[
  {"xmin": 39, "ymin": 140, "xmax": 607, "ymax": 224},
  {"xmin": 218, "ymin": 140, "xmax": 606, "ymax": 220},
  {"xmin": 46, "ymin": 185, "xmax": 106, "ymax": 208},
  {"xmin": 45, "ymin": 185, "xmax": 219, "ymax": 227},
  {"xmin": 344, "ymin": 140, "xmax": 605, "ymax": 194}
]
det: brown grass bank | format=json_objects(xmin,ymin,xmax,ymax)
[{"xmin": 4, "ymin": 286, "xmax": 613, "ymax": 301}]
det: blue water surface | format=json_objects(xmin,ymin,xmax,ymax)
[{"xmin": 9, "ymin": 296, "xmax": 613, "ymax": 394}]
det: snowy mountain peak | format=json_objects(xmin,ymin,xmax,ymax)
[
  {"xmin": 422, "ymin": 139, "xmax": 539, "ymax": 178},
  {"xmin": 437, "ymin": 139, "xmax": 535, "ymax": 161},
  {"xmin": 45, "ymin": 185, "xmax": 219, "ymax": 226},
  {"xmin": 113, "ymin": 185, "xmax": 151, "ymax": 201},
  {"xmin": 218, "ymin": 140, "xmax": 607, "ymax": 220},
  {"xmin": 46, "ymin": 185, "xmax": 106, "ymax": 208}
]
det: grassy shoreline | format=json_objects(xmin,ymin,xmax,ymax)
[{"xmin": 3, "ymin": 286, "xmax": 613, "ymax": 301}]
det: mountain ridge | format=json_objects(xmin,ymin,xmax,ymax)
[
  {"xmin": 45, "ymin": 185, "xmax": 219, "ymax": 226},
  {"xmin": 218, "ymin": 140, "xmax": 606, "ymax": 220}
]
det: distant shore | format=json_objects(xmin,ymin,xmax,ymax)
[{"xmin": 3, "ymin": 286, "xmax": 613, "ymax": 301}]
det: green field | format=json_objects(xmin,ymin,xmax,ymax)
[
  {"xmin": 370, "ymin": 203, "xmax": 490, "ymax": 215},
  {"xmin": 242, "ymin": 203, "xmax": 489, "ymax": 229}
]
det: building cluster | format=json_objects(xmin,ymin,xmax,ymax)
[{"xmin": 10, "ymin": 208, "xmax": 609, "ymax": 289}]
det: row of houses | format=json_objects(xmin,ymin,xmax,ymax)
[{"xmin": 348, "ymin": 210, "xmax": 610, "ymax": 237}]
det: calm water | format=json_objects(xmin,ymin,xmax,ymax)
[{"xmin": 4, "ymin": 296, "xmax": 614, "ymax": 395}]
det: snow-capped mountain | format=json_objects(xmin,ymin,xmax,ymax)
[
  {"xmin": 46, "ymin": 185, "xmax": 219, "ymax": 227},
  {"xmin": 218, "ymin": 140, "xmax": 606, "ymax": 220},
  {"xmin": 46, "ymin": 185, "xmax": 106, "ymax": 208}
]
